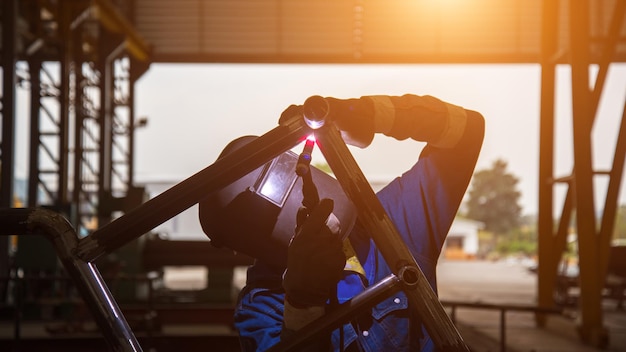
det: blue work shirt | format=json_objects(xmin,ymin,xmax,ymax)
[{"xmin": 234, "ymin": 111, "xmax": 484, "ymax": 351}]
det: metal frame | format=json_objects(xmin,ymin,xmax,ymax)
[
  {"xmin": 1, "ymin": 110, "xmax": 470, "ymax": 351},
  {"xmin": 536, "ymin": 1, "xmax": 626, "ymax": 348}
]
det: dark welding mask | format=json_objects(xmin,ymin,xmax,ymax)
[{"xmin": 199, "ymin": 135, "xmax": 357, "ymax": 270}]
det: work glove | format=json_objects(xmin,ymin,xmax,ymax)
[
  {"xmin": 324, "ymin": 97, "xmax": 376, "ymax": 148},
  {"xmin": 278, "ymin": 95, "xmax": 467, "ymax": 149},
  {"xmin": 327, "ymin": 95, "xmax": 469, "ymax": 149},
  {"xmin": 278, "ymin": 104, "xmax": 304, "ymax": 125},
  {"xmin": 282, "ymin": 198, "xmax": 346, "ymax": 308}
]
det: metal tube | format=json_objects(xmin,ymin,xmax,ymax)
[
  {"xmin": 315, "ymin": 124, "xmax": 470, "ymax": 351},
  {"xmin": 78, "ymin": 119, "xmax": 310, "ymax": 261},
  {"xmin": 268, "ymin": 274, "xmax": 403, "ymax": 352},
  {"xmin": 70, "ymin": 260, "xmax": 142, "ymax": 351}
]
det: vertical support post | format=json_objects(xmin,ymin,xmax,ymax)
[
  {"xmin": 536, "ymin": 0, "xmax": 559, "ymax": 327},
  {"xmin": 58, "ymin": 0, "xmax": 72, "ymax": 208},
  {"xmin": 71, "ymin": 6, "xmax": 83, "ymax": 227},
  {"xmin": 0, "ymin": 0, "xmax": 18, "ymax": 302},
  {"xmin": 28, "ymin": 60, "xmax": 42, "ymax": 207},
  {"xmin": 570, "ymin": 0, "xmax": 607, "ymax": 347},
  {"xmin": 594, "ymin": 0, "xmax": 626, "ymax": 292},
  {"xmin": 1, "ymin": 0, "xmax": 17, "ymax": 207},
  {"xmin": 599, "ymin": 104, "xmax": 626, "ymax": 277},
  {"xmin": 98, "ymin": 52, "xmax": 112, "ymax": 227}
]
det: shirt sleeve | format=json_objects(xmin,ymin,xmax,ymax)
[
  {"xmin": 376, "ymin": 109, "xmax": 485, "ymax": 275},
  {"xmin": 234, "ymin": 286, "xmax": 285, "ymax": 352}
]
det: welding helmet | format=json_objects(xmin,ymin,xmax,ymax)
[{"xmin": 199, "ymin": 135, "xmax": 357, "ymax": 270}]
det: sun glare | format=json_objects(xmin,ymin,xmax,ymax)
[{"xmin": 420, "ymin": 0, "xmax": 470, "ymax": 12}]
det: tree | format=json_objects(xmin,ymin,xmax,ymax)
[
  {"xmin": 614, "ymin": 205, "xmax": 626, "ymax": 242},
  {"xmin": 465, "ymin": 159, "xmax": 522, "ymax": 236}
]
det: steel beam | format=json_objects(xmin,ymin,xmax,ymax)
[{"xmin": 536, "ymin": 0, "xmax": 560, "ymax": 327}]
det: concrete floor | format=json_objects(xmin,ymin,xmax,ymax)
[
  {"xmin": 2, "ymin": 259, "xmax": 624, "ymax": 351},
  {"xmin": 163, "ymin": 258, "xmax": 626, "ymax": 351},
  {"xmin": 436, "ymin": 259, "xmax": 626, "ymax": 352}
]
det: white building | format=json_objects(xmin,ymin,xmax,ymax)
[{"xmin": 443, "ymin": 218, "xmax": 484, "ymax": 260}]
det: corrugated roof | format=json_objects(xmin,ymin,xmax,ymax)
[{"xmin": 132, "ymin": 0, "xmax": 626, "ymax": 63}]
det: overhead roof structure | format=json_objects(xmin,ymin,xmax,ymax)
[{"xmin": 133, "ymin": 0, "xmax": 626, "ymax": 64}]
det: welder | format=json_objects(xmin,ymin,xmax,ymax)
[{"xmin": 199, "ymin": 94, "xmax": 485, "ymax": 351}]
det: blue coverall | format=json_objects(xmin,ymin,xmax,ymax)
[{"xmin": 234, "ymin": 96, "xmax": 485, "ymax": 351}]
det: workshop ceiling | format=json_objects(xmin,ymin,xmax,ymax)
[{"xmin": 133, "ymin": 0, "xmax": 626, "ymax": 64}]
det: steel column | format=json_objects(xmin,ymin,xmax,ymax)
[
  {"xmin": 570, "ymin": 0, "xmax": 607, "ymax": 347},
  {"xmin": 594, "ymin": 0, "xmax": 626, "ymax": 294},
  {"xmin": 1, "ymin": 0, "xmax": 17, "ymax": 207},
  {"xmin": 536, "ymin": 0, "xmax": 560, "ymax": 327},
  {"xmin": 28, "ymin": 59, "xmax": 42, "ymax": 207},
  {"xmin": 0, "ymin": 0, "xmax": 18, "ymax": 304}
]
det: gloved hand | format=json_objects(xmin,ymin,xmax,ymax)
[
  {"xmin": 326, "ymin": 95, "xmax": 468, "ymax": 149},
  {"xmin": 278, "ymin": 104, "xmax": 303, "ymax": 125},
  {"xmin": 324, "ymin": 97, "xmax": 376, "ymax": 148},
  {"xmin": 277, "ymin": 99, "xmax": 375, "ymax": 148},
  {"xmin": 282, "ymin": 198, "xmax": 346, "ymax": 308}
]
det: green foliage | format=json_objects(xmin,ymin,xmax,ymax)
[
  {"xmin": 496, "ymin": 224, "xmax": 537, "ymax": 256},
  {"xmin": 477, "ymin": 218, "xmax": 538, "ymax": 258},
  {"xmin": 465, "ymin": 159, "xmax": 522, "ymax": 236},
  {"xmin": 614, "ymin": 205, "xmax": 626, "ymax": 241},
  {"xmin": 496, "ymin": 239, "xmax": 537, "ymax": 256}
]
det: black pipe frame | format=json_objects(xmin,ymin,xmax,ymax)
[{"xmin": 2, "ymin": 110, "xmax": 470, "ymax": 351}]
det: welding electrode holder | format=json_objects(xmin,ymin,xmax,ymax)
[
  {"xmin": 295, "ymin": 138, "xmax": 315, "ymax": 177},
  {"xmin": 296, "ymin": 138, "xmax": 320, "ymax": 211}
]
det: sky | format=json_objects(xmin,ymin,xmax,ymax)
[{"xmin": 132, "ymin": 63, "xmax": 626, "ymax": 218}]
